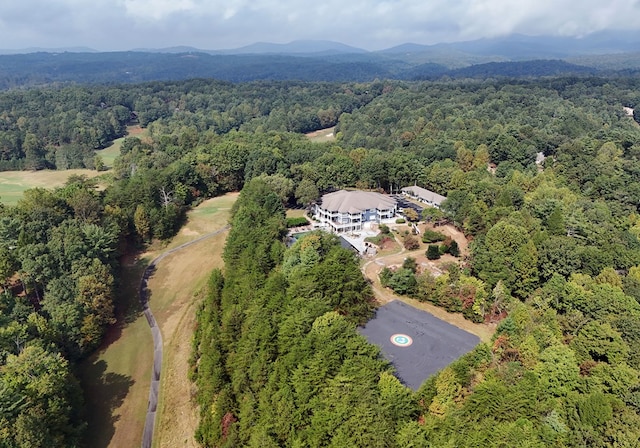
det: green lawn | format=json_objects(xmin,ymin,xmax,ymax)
[
  {"xmin": 0, "ymin": 169, "xmax": 103, "ymax": 206},
  {"xmin": 96, "ymin": 125, "xmax": 149, "ymax": 168},
  {"xmin": 306, "ymin": 126, "xmax": 336, "ymax": 143},
  {"xmin": 286, "ymin": 208, "xmax": 307, "ymax": 218},
  {"xmin": 0, "ymin": 125, "xmax": 147, "ymax": 206},
  {"xmin": 96, "ymin": 143, "xmax": 121, "ymax": 168}
]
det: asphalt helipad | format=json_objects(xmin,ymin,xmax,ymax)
[{"xmin": 359, "ymin": 300, "xmax": 480, "ymax": 390}]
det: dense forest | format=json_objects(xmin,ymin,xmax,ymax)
[
  {"xmin": 0, "ymin": 51, "xmax": 617, "ymax": 90},
  {"xmin": 0, "ymin": 177, "xmax": 120, "ymax": 446},
  {"xmin": 3, "ymin": 73, "xmax": 640, "ymax": 445},
  {"xmin": 0, "ymin": 79, "xmax": 379, "ymax": 170},
  {"xmin": 191, "ymin": 77, "xmax": 640, "ymax": 447}
]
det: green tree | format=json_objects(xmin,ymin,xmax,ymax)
[
  {"xmin": 133, "ymin": 204, "xmax": 151, "ymax": 241},
  {"xmin": 427, "ymin": 244, "xmax": 441, "ymax": 260},
  {"xmin": 294, "ymin": 178, "xmax": 319, "ymax": 206},
  {"xmin": 534, "ymin": 344, "xmax": 579, "ymax": 397},
  {"xmin": 0, "ymin": 345, "xmax": 84, "ymax": 447}
]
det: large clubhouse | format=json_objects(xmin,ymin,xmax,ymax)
[
  {"xmin": 313, "ymin": 187, "xmax": 447, "ymax": 234},
  {"xmin": 314, "ymin": 190, "xmax": 397, "ymax": 233}
]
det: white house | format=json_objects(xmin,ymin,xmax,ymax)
[
  {"xmin": 401, "ymin": 186, "xmax": 446, "ymax": 208},
  {"xmin": 314, "ymin": 190, "xmax": 397, "ymax": 233}
]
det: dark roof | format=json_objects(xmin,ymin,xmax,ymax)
[{"xmin": 338, "ymin": 236, "xmax": 359, "ymax": 253}]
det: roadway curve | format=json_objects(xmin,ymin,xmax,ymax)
[{"xmin": 139, "ymin": 226, "xmax": 230, "ymax": 448}]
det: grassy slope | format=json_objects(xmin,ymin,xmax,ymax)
[
  {"xmin": 0, "ymin": 125, "xmax": 149, "ymax": 206},
  {"xmin": 150, "ymin": 193, "xmax": 237, "ymax": 448},
  {"xmin": 305, "ymin": 125, "xmax": 336, "ymax": 143},
  {"xmin": 0, "ymin": 169, "xmax": 103, "ymax": 206},
  {"xmin": 97, "ymin": 125, "xmax": 149, "ymax": 169},
  {"xmin": 78, "ymin": 258, "xmax": 152, "ymax": 448},
  {"xmin": 79, "ymin": 193, "xmax": 238, "ymax": 448}
]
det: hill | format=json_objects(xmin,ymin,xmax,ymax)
[{"xmin": 3, "ymin": 31, "xmax": 640, "ymax": 88}]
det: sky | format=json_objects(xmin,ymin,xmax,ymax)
[{"xmin": 0, "ymin": 0, "xmax": 639, "ymax": 51}]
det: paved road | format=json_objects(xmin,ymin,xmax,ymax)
[{"xmin": 140, "ymin": 226, "xmax": 230, "ymax": 448}]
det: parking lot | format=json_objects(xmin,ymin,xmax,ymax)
[
  {"xmin": 358, "ymin": 300, "xmax": 480, "ymax": 390},
  {"xmin": 392, "ymin": 194, "xmax": 424, "ymax": 216}
]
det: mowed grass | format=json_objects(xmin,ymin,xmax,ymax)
[
  {"xmin": 305, "ymin": 125, "xmax": 336, "ymax": 143},
  {"xmin": 148, "ymin": 194, "xmax": 237, "ymax": 448},
  {"xmin": 78, "ymin": 258, "xmax": 152, "ymax": 448},
  {"xmin": 0, "ymin": 125, "xmax": 148, "ymax": 206},
  {"xmin": 286, "ymin": 208, "xmax": 307, "ymax": 218},
  {"xmin": 0, "ymin": 169, "xmax": 103, "ymax": 206},
  {"xmin": 97, "ymin": 125, "xmax": 149, "ymax": 168},
  {"xmin": 79, "ymin": 193, "xmax": 237, "ymax": 448}
]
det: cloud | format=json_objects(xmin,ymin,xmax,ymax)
[
  {"xmin": 0, "ymin": 0, "xmax": 639, "ymax": 50},
  {"xmin": 123, "ymin": 0, "xmax": 197, "ymax": 21}
]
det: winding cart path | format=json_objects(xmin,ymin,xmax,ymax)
[{"xmin": 139, "ymin": 226, "xmax": 230, "ymax": 448}]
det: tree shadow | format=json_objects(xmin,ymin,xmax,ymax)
[
  {"xmin": 116, "ymin": 256, "xmax": 149, "ymax": 325},
  {"xmin": 79, "ymin": 359, "xmax": 134, "ymax": 448}
]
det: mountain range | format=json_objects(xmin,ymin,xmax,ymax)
[
  {"xmin": 1, "ymin": 31, "xmax": 640, "ymax": 89},
  {"xmin": 4, "ymin": 30, "xmax": 640, "ymax": 60}
]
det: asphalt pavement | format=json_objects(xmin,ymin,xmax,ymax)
[{"xmin": 359, "ymin": 300, "xmax": 479, "ymax": 390}]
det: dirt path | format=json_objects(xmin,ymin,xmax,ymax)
[{"xmin": 362, "ymin": 224, "xmax": 494, "ymax": 343}]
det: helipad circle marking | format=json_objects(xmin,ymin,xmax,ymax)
[{"xmin": 390, "ymin": 333, "xmax": 413, "ymax": 347}]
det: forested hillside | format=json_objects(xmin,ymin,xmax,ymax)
[
  {"xmin": 0, "ymin": 177, "xmax": 120, "ymax": 445},
  {"xmin": 0, "ymin": 80, "xmax": 379, "ymax": 170},
  {"xmin": 1, "ymin": 51, "xmax": 635, "ymax": 91},
  {"xmin": 190, "ymin": 178, "xmax": 411, "ymax": 446},
  {"xmin": 3, "ymin": 74, "xmax": 640, "ymax": 445},
  {"xmin": 189, "ymin": 77, "xmax": 640, "ymax": 447}
]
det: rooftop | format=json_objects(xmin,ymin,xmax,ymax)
[
  {"xmin": 319, "ymin": 190, "xmax": 396, "ymax": 214},
  {"xmin": 401, "ymin": 185, "xmax": 446, "ymax": 205}
]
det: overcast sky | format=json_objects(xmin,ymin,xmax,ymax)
[{"xmin": 1, "ymin": 0, "xmax": 639, "ymax": 51}]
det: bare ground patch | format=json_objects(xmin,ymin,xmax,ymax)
[{"xmin": 362, "ymin": 224, "xmax": 494, "ymax": 343}]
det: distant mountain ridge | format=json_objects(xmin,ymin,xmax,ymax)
[
  {"xmin": 0, "ymin": 46, "xmax": 98, "ymax": 55},
  {"xmin": 377, "ymin": 31, "xmax": 640, "ymax": 60},
  {"xmin": 216, "ymin": 40, "xmax": 368, "ymax": 55},
  {"xmin": 4, "ymin": 30, "xmax": 640, "ymax": 59},
  {"xmin": 1, "ymin": 32, "xmax": 640, "ymax": 89}
]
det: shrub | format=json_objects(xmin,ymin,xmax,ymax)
[
  {"xmin": 403, "ymin": 257, "xmax": 417, "ymax": 273},
  {"xmin": 426, "ymin": 245, "xmax": 441, "ymax": 260},
  {"xmin": 396, "ymin": 218, "xmax": 406, "ymax": 224},
  {"xmin": 379, "ymin": 224, "xmax": 390, "ymax": 235},
  {"xmin": 365, "ymin": 234, "xmax": 392, "ymax": 246},
  {"xmin": 404, "ymin": 208, "xmax": 419, "ymax": 222},
  {"xmin": 404, "ymin": 235, "xmax": 420, "ymax": 250},
  {"xmin": 286, "ymin": 217, "xmax": 310, "ymax": 228},
  {"xmin": 422, "ymin": 229, "xmax": 446, "ymax": 243},
  {"xmin": 380, "ymin": 267, "xmax": 394, "ymax": 286},
  {"xmin": 448, "ymin": 240, "xmax": 460, "ymax": 257}
]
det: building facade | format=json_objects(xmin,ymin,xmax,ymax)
[{"xmin": 314, "ymin": 190, "xmax": 397, "ymax": 233}]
